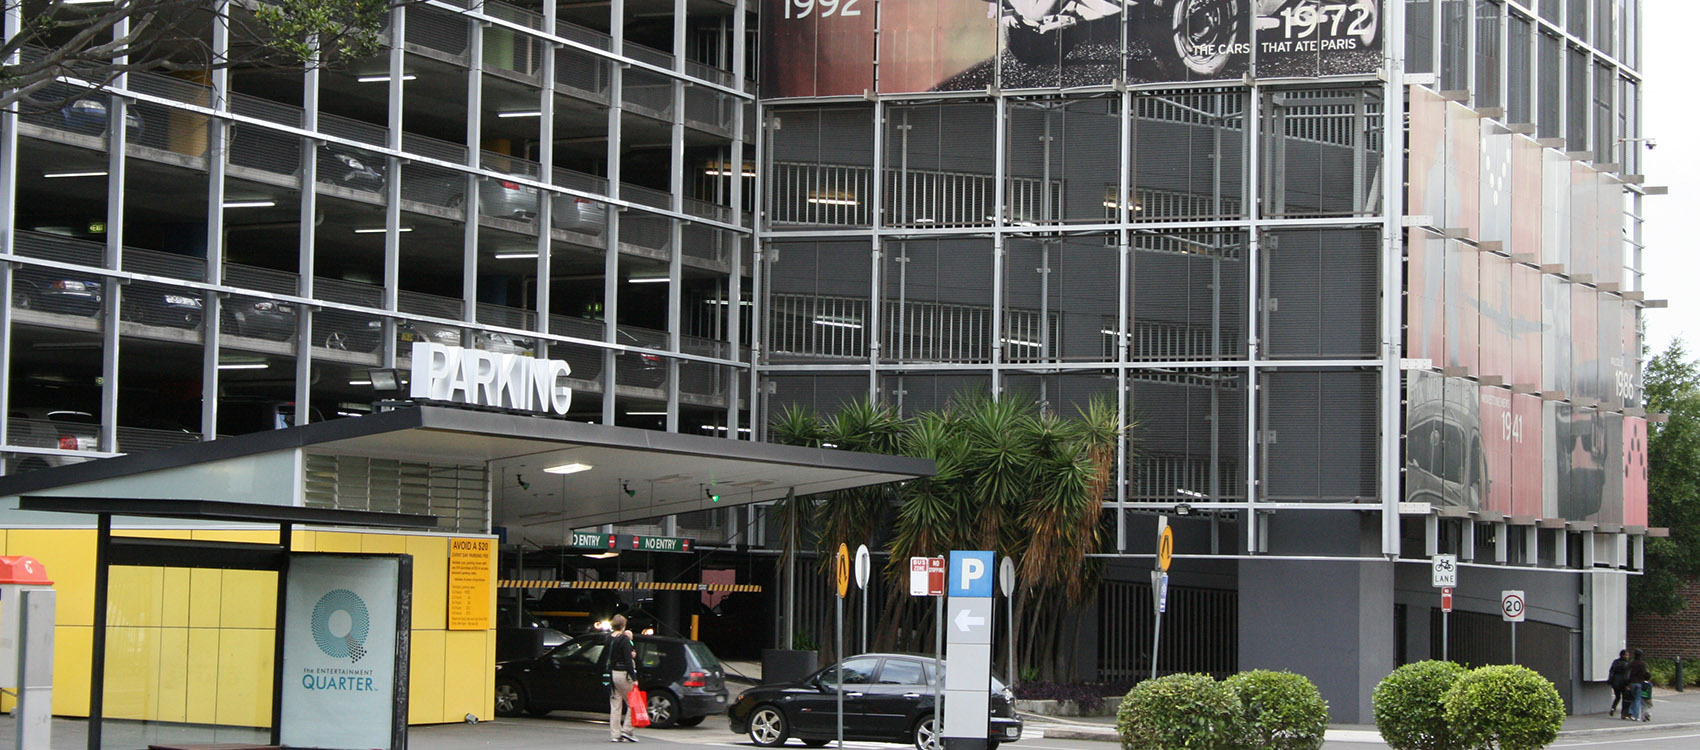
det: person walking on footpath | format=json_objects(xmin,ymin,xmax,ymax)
[
  {"xmin": 1625, "ymin": 649, "xmax": 1652, "ymax": 721},
  {"xmin": 1608, "ymin": 649, "xmax": 1632, "ymax": 716},
  {"xmin": 607, "ymin": 614, "xmax": 640, "ymax": 742}
]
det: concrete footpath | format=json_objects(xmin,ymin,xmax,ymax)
[{"xmin": 1027, "ymin": 684, "xmax": 1700, "ymax": 743}]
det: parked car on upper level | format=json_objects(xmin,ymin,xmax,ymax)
[
  {"xmin": 495, "ymin": 631, "xmax": 728, "ymax": 728},
  {"xmin": 12, "ymin": 270, "xmax": 104, "ymax": 317},
  {"xmin": 729, "ymin": 653, "xmax": 1022, "ymax": 750},
  {"xmin": 5, "ymin": 408, "xmax": 101, "ymax": 472}
]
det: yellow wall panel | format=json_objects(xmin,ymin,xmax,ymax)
[
  {"xmin": 215, "ymin": 629, "xmax": 275, "ymax": 728},
  {"xmin": 113, "ymin": 529, "xmax": 193, "ymax": 540},
  {"xmin": 188, "ymin": 569, "xmax": 224, "ymax": 629},
  {"xmin": 52, "ymin": 625, "xmax": 92, "ymax": 716},
  {"xmin": 162, "ymin": 568, "xmax": 192, "ymax": 628},
  {"xmin": 409, "ymin": 629, "xmax": 446, "ymax": 725},
  {"xmin": 192, "ymin": 529, "xmax": 279, "ymax": 545},
  {"xmin": 102, "ymin": 626, "xmax": 164, "ymax": 719},
  {"xmin": 290, "ymin": 529, "xmax": 315, "ymax": 550},
  {"xmin": 361, "ymin": 533, "xmax": 408, "ymax": 555},
  {"xmin": 312, "ymin": 532, "xmax": 364, "ymax": 553},
  {"xmin": 153, "ymin": 628, "xmax": 192, "ymax": 723},
  {"xmin": 407, "ymin": 536, "xmax": 448, "ymax": 630},
  {"xmin": 219, "ymin": 570, "xmax": 278, "ymax": 629},
  {"xmin": 442, "ymin": 630, "xmax": 493, "ymax": 722},
  {"xmin": 185, "ymin": 629, "xmax": 221, "ymax": 724},
  {"xmin": 7, "ymin": 529, "xmax": 95, "ymax": 626},
  {"xmin": 107, "ymin": 567, "xmax": 165, "ymax": 628}
]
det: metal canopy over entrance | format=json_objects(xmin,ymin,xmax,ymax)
[{"xmin": 0, "ymin": 405, "xmax": 935, "ymax": 544}]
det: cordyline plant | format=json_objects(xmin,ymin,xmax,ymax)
[
  {"xmin": 770, "ymin": 390, "xmax": 1130, "ymax": 682},
  {"xmin": 1, "ymin": 0, "xmax": 394, "ymax": 111}
]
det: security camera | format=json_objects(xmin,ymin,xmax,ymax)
[{"xmin": 1646, "ymin": 139, "xmax": 1657, "ymax": 150}]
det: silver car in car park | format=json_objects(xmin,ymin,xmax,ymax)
[
  {"xmin": 5, "ymin": 408, "xmax": 100, "ymax": 472},
  {"xmin": 433, "ymin": 176, "xmax": 606, "ymax": 234}
]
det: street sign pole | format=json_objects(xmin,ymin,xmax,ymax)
[
  {"xmin": 835, "ymin": 544, "xmax": 848, "ymax": 750},
  {"xmin": 1150, "ymin": 518, "xmax": 1174, "ymax": 680},
  {"xmin": 1150, "ymin": 570, "xmax": 1165, "ymax": 680},
  {"xmin": 1500, "ymin": 590, "xmax": 1525, "ymax": 665},
  {"xmin": 1000, "ymin": 557, "xmax": 1015, "ymax": 688},
  {"xmin": 856, "ymin": 545, "xmax": 871, "ymax": 655},
  {"xmin": 1433, "ymin": 555, "xmax": 1457, "ymax": 662}
]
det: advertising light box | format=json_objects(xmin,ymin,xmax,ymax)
[{"xmin": 761, "ymin": 0, "xmax": 1384, "ymax": 98}]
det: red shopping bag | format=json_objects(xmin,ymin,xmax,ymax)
[{"xmin": 628, "ymin": 687, "xmax": 651, "ymax": 728}]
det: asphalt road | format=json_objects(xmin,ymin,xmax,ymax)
[{"xmin": 408, "ymin": 713, "xmax": 1700, "ymax": 750}]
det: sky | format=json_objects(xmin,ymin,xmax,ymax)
[{"xmin": 1638, "ymin": 4, "xmax": 1697, "ymax": 358}]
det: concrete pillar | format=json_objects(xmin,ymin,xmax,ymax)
[{"xmin": 1239, "ymin": 558, "xmax": 1395, "ymax": 723}]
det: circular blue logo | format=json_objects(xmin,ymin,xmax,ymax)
[{"xmin": 311, "ymin": 589, "xmax": 370, "ymax": 662}]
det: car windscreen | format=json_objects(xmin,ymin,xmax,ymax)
[{"xmin": 683, "ymin": 641, "xmax": 721, "ymax": 671}]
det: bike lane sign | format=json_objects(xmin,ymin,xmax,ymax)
[{"xmin": 1432, "ymin": 554, "xmax": 1457, "ymax": 588}]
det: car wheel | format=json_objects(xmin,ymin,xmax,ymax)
[
  {"xmin": 803, "ymin": 740, "xmax": 829, "ymax": 748},
  {"xmin": 493, "ymin": 678, "xmax": 527, "ymax": 717},
  {"xmin": 646, "ymin": 689, "xmax": 680, "ymax": 728},
  {"xmin": 986, "ymin": 742, "xmax": 1000, "ymax": 750},
  {"xmin": 747, "ymin": 705, "xmax": 789, "ymax": 747},
  {"xmin": 13, "ymin": 291, "xmax": 31, "ymax": 310},
  {"xmin": 913, "ymin": 715, "xmax": 942, "ymax": 750},
  {"xmin": 675, "ymin": 715, "xmax": 705, "ymax": 728},
  {"xmin": 324, "ymin": 331, "xmax": 349, "ymax": 350}
]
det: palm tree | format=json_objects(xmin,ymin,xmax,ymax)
[{"xmin": 770, "ymin": 389, "xmax": 1128, "ymax": 681}]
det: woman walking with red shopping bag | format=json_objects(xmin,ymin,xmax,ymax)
[{"xmin": 607, "ymin": 615, "xmax": 640, "ymax": 742}]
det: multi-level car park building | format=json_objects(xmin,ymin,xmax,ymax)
[
  {"xmin": 756, "ymin": 0, "xmax": 1653, "ymax": 722},
  {"xmin": 0, "ymin": 0, "xmax": 1658, "ymax": 730}
]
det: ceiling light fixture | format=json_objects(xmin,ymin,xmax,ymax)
[
  {"xmin": 354, "ymin": 226, "xmax": 413, "ymax": 233},
  {"xmin": 626, "ymin": 411, "xmax": 667, "ymax": 416},
  {"xmin": 626, "ymin": 276, "xmax": 669, "ymax": 284},
  {"xmin": 806, "ymin": 195, "xmax": 858, "ymax": 207},
  {"xmin": 217, "ymin": 362, "xmax": 269, "ymax": 370},
  {"xmin": 356, "ymin": 74, "xmax": 417, "ymax": 83},
  {"xmin": 498, "ymin": 110, "xmax": 543, "ymax": 118},
  {"xmin": 493, "ymin": 252, "xmax": 539, "ymax": 260},
  {"xmin": 543, "ymin": 462, "xmax": 594, "ymax": 475},
  {"xmin": 812, "ymin": 316, "xmax": 862, "ymax": 329},
  {"xmin": 44, "ymin": 170, "xmax": 108, "ymax": 178},
  {"xmin": 223, "ymin": 200, "xmax": 276, "ymax": 209}
]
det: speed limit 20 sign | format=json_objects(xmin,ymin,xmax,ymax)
[{"xmin": 1500, "ymin": 590, "xmax": 1526, "ymax": 623}]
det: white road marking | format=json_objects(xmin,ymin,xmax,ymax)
[{"xmin": 1552, "ymin": 732, "xmax": 1700, "ymax": 746}]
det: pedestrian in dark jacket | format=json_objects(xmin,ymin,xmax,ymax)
[
  {"xmin": 1626, "ymin": 650, "xmax": 1652, "ymax": 721},
  {"xmin": 1608, "ymin": 649, "xmax": 1632, "ymax": 716},
  {"xmin": 607, "ymin": 615, "xmax": 639, "ymax": 741}
]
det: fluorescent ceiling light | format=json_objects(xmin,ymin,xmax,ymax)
[
  {"xmin": 702, "ymin": 425, "xmax": 753, "ymax": 433},
  {"xmin": 812, "ymin": 317, "xmax": 862, "ymax": 329},
  {"xmin": 348, "ymin": 379, "xmax": 373, "ymax": 385},
  {"xmin": 356, "ymin": 74, "xmax": 417, "ymax": 83},
  {"xmin": 493, "ymin": 252, "xmax": 539, "ymax": 259},
  {"xmin": 1000, "ymin": 338, "xmax": 1042, "ymax": 348},
  {"xmin": 498, "ymin": 111, "xmax": 543, "ymax": 118},
  {"xmin": 223, "ymin": 200, "xmax": 276, "ymax": 209},
  {"xmin": 703, "ymin": 168, "xmax": 756, "ymax": 177},
  {"xmin": 806, "ymin": 196, "xmax": 858, "ymax": 206},
  {"xmin": 583, "ymin": 552, "xmax": 620, "ymax": 559},
  {"xmin": 626, "ymin": 411, "xmax": 667, "ymax": 416},
  {"xmin": 627, "ymin": 276, "xmax": 669, "ymax": 284},
  {"xmin": 218, "ymin": 362, "xmax": 269, "ymax": 370},
  {"xmin": 542, "ymin": 462, "xmax": 594, "ymax": 475},
  {"xmin": 44, "ymin": 170, "xmax": 108, "ymax": 178},
  {"xmin": 354, "ymin": 226, "xmax": 413, "ymax": 233}
]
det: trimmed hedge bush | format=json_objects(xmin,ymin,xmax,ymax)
[
  {"xmin": 1442, "ymin": 665, "xmax": 1563, "ymax": 750},
  {"xmin": 1372, "ymin": 660, "xmax": 1466, "ymax": 750},
  {"xmin": 1226, "ymin": 670, "xmax": 1329, "ymax": 750},
  {"xmin": 1116, "ymin": 673, "xmax": 1244, "ymax": 750}
]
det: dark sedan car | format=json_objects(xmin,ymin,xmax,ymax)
[
  {"xmin": 729, "ymin": 653, "xmax": 1022, "ymax": 750},
  {"xmin": 495, "ymin": 631, "xmax": 728, "ymax": 728},
  {"xmin": 13, "ymin": 272, "xmax": 103, "ymax": 316}
]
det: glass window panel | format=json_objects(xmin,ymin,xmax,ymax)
[
  {"xmin": 1476, "ymin": 1, "xmax": 1503, "ymax": 109},
  {"xmin": 1441, "ymin": 0, "xmax": 1470, "ymax": 91},
  {"xmin": 1537, "ymin": 32, "xmax": 1561, "ymax": 138},
  {"xmin": 1408, "ymin": 0, "xmax": 1436, "ymax": 74},
  {"xmin": 1133, "ymin": 91, "xmax": 1248, "ymax": 222},
  {"xmin": 1566, "ymin": 46, "xmax": 1588, "ymax": 152},
  {"xmin": 1507, "ymin": 12, "xmax": 1533, "ymax": 124}
]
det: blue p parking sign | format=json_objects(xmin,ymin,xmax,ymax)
[{"xmin": 948, "ymin": 551, "xmax": 995, "ymax": 598}]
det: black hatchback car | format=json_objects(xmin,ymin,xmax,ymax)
[
  {"xmin": 729, "ymin": 653, "xmax": 1022, "ymax": 750},
  {"xmin": 495, "ymin": 631, "xmax": 728, "ymax": 728}
]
